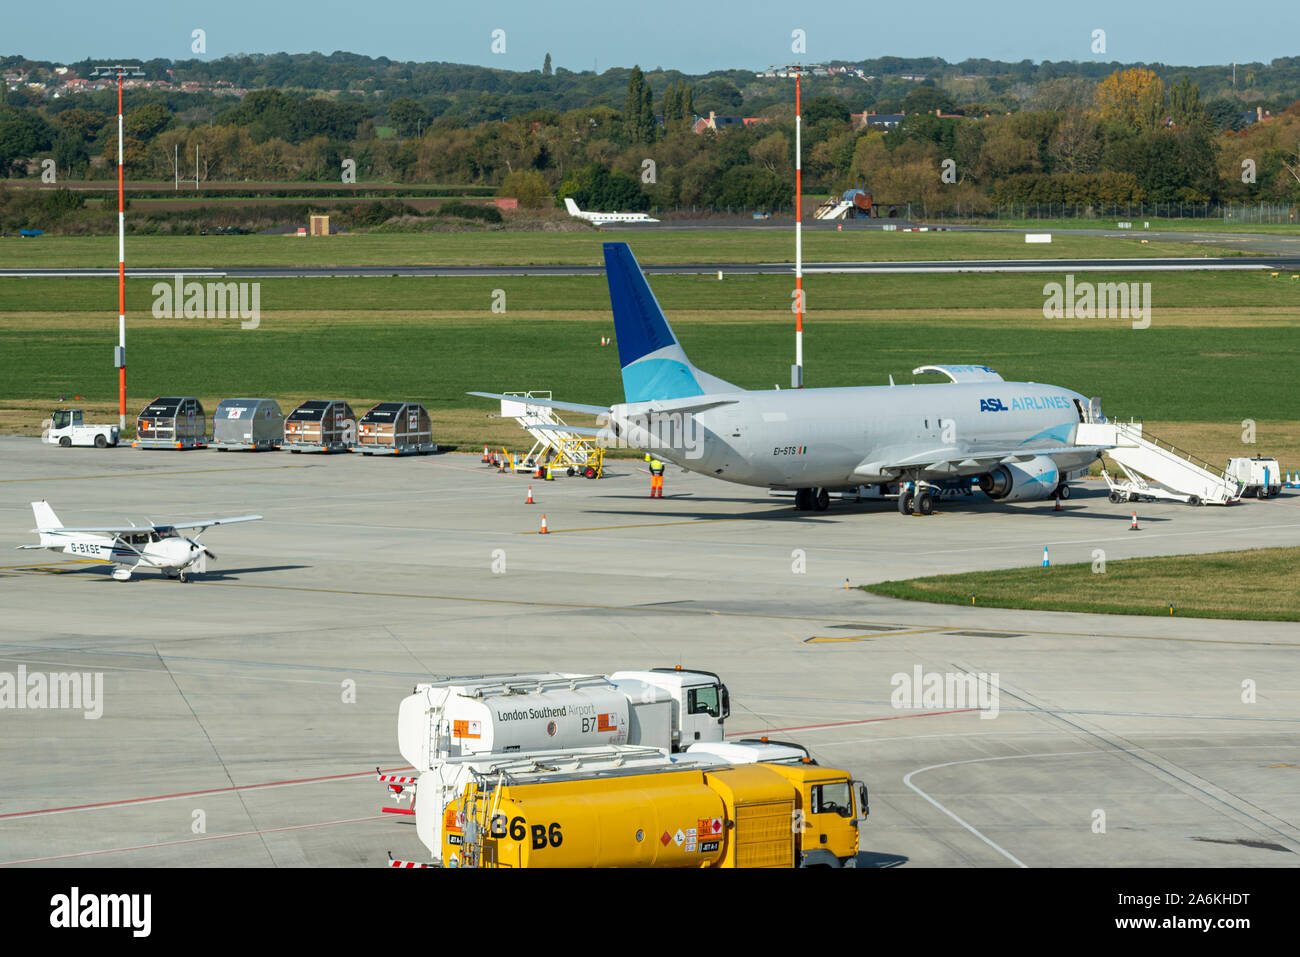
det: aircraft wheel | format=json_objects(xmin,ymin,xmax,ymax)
[
  {"xmin": 898, "ymin": 489, "xmax": 914, "ymax": 515},
  {"xmin": 179, "ymin": 571, "xmax": 189, "ymax": 583},
  {"xmin": 1057, "ymin": 484, "xmax": 1071, "ymax": 500},
  {"xmin": 813, "ymin": 488, "xmax": 830, "ymax": 511},
  {"xmin": 917, "ymin": 492, "xmax": 934, "ymax": 516},
  {"xmin": 794, "ymin": 488, "xmax": 813, "ymax": 511},
  {"xmin": 59, "ymin": 436, "xmax": 71, "ymax": 447}
]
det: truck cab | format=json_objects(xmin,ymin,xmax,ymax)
[
  {"xmin": 610, "ymin": 667, "xmax": 730, "ymax": 751},
  {"xmin": 45, "ymin": 409, "xmax": 119, "ymax": 448},
  {"xmin": 765, "ymin": 762, "xmax": 869, "ymax": 867},
  {"xmin": 1226, "ymin": 456, "xmax": 1282, "ymax": 499}
]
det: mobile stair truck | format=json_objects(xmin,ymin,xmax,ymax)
[{"xmin": 1074, "ymin": 417, "xmax": 1241, "ymax": 505}]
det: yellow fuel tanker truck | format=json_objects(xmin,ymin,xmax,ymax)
[{"xmin": 443, "ymin": 759, "xmax": 867, "ymax": 868}]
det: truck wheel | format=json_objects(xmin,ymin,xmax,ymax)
[
  {"xmin": 1257, "ymin": 486, "xmax": 1268, "ymax": 499},
  {"xmin": 1108, "ymin": 492, "xmax": 1121, "ymax": 504},
  {"xmin": 94, "ymin": 434, "xmax": 106, "ymax": 448},
  {"xmin": 59, "ymin": 436, "xmax": 71, "ymax": 447},
  {"xmin": 1187, "ymin": 495, "xmax": 1201, "ymax": 507}
]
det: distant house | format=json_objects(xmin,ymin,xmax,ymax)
[
  {"xmin": 850, "ymin": 111, "xmax": 906, "ymax": 129},
  {"xmin": 850, "ymin": 109, "xmax": 962, "ymax": 130},
  {"xmin": 691, "ymin": 111, "xmax": 771, "ymax": 134}
]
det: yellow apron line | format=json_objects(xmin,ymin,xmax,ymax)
[
  {"xmin": 522, "ymin": 517, "xmax": 747, "ymax": 534},
  {"xmin": 0, "ymin": 464, "xmax": 312, "ymax": 483},
  {"xmin": 0, "ymin": 559, "xmax": 109, "ymax": 571}
]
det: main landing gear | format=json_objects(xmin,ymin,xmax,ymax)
[
  {"xmin": 898, "ymin": 481, "xmax": 936, "ymax": 516},
  {"xmin": 794, "ymin": 487, "xmax": 830, "ymax": 511}
]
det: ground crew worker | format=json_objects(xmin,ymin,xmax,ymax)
[{"xmin": 645, "ymin": 453, "xmax": 665, "ymax": 498}]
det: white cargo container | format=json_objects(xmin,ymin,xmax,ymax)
[{"xmin": 396, "ymin": 668, "xmax": 729, "ymax": 772}]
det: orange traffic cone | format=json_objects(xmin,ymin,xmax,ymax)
[
  {"xmin": 539, "ymin": 514, "xmax": 549, "ymax": 534},
  {"xmin": 482, "ymin": 445, "xmax": 490, "ymax": 463},
  {"xmin": 1130, "ymin": 510, "xmax": 1140, "ymax": 531},
  {"xmin": 1054, "ymin": 498, "xmax": 1061, "ymax": 512},
  {"xmin": 526, "ymin": 485, "xmax": 534, "ymax": 504}
]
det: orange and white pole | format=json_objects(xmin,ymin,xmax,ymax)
[
  {"xmin": 794, "ymin": 70, "xmax": 803, "ymax": 388},
  {"xmin": 115, "ymin": 70, "xmax": 126, "ymax": 430}
]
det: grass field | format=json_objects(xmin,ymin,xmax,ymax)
[
  {"xmin": 2, "ymin": 269, "xmax": 1297, "ymax": 458},
  {"xmin": 0, "ymin": 230, "xmax": 1253, "ymax": 268},
  {"xmin": 862, "ymin": 547, "xmax": 1300, "ymax": 621}
]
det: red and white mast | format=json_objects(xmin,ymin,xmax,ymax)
[{"xmin": 93, "ymin": 65, "xmax": 142, "ymax": 430}]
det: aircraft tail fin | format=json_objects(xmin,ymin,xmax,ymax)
[
  {"xmin": 31, "ymin": 500, "xmax": 62, "ymax": 547},
  {"xmin": 602, "ymin": 242, "xmax": 741, "ymax": 403},
  {"xmin": 32, "ymin": 500, "xmax": 61, "ymax": 530},
  {"xmin": 564, "ymin": 197, "xmax": 581, "ymax": 216}
]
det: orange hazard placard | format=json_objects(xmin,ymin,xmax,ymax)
[
  {"xmin": 597, "ymin": 713, "xmax": 617, "ymax": 732},
  {"xmin": 453, "ymin": 719, "xmax": 482, "ymax": 739}
]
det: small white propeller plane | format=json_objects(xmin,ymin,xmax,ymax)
[{"xmin": 18, "ymin": 501, "xmax": 261, "ymax": 582}]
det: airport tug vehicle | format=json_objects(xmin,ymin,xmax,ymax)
[{"xmin": 44, "ymin": 409, "xmax": 119, "ymax": 448}]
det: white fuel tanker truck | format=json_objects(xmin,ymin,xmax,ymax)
[{"xmin": 395, "ymin": 667, "xmax": 730, "ymax": 771}]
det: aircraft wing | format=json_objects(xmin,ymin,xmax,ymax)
[
  {"xmin": 37, "ymin": 515, "xmax": 262, "ymax": 535},
  {"xmin": 162, "ymin": 515, "xmax": 262, "ymax": 532},
  {"xmin": 466, "ymin": 392, "xmax": 610, "ymax": 416},
  {"xmin": 855, "ymin": 445, "xmax": 1110, "ymax": 477},
  {"xmin": 634, "ymin": 397, "xmax": 739, "ymax": 416}
]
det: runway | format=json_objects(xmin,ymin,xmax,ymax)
[
  {"xmin": 3, "ymin": 255, "xmax": 1297, "ymax": 279},
  {"xmin": 1, "ymin": 437, "xmax": 1298, "ymax": 867}
]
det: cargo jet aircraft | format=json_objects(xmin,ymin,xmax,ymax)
[
  {"xmin": 472, "ymin": 243, "xmax": 1108, "ymax": 515},
  {"xmin": 18, "ymin": 501, "xmax": 261, "ymax": 580}
]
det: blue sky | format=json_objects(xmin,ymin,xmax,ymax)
[{"xmin": 8, "ymin": 0, "xmax": 1298, "ymax": 74}]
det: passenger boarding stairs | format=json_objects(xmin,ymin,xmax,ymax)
[
  {"xmin": 814, "ymin": 198, "xmax": 855, "ymax": 220},
  {"xmin": 1075, "ymin": 420, "xmax": 1241, "ymax": 505},
  {"xmin": 500, "ymin": 391, "xmax": 603, "ymax": 473}
]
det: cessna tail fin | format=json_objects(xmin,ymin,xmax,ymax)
[{"xmin": 32, "ymin": 500, "xmax": 61, "ymax": 530}]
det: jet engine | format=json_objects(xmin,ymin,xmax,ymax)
[{"xmin": 978, "ymin": 455, "xmax": 1060, "ymax": 502}]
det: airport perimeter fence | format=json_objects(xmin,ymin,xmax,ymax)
[
  {"xmin": 920, "ymin": 202, "xmax": 1300, "ymax": 224},
  {"xmin": 658, "ymin": 202, "xmax": 1298, "ymax": 223}
]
